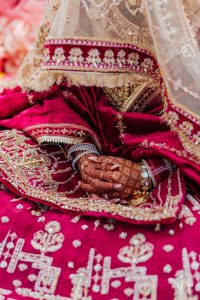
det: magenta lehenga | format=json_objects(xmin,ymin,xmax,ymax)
[{"xmin": 0, "ymin": 1, "xmax": 200, "ymax": 299}]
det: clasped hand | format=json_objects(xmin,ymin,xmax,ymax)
[{"xmin": 78, "ymin": 154, "xmax": 142, "ymax": 200}]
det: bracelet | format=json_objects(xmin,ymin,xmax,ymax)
[
  {"xmin": 139, "ymin": 160, "xmax": 152, "ymax": 191},
  {"xmin": 71, "ymin": 149, "xmax": 100, "ymax": 171},
  {"xmin": 128, "ymin": 190, "xmax": 150, "ymax": 207},
  {"xmin": 142, "ymin": 159, "xmax": 156, "ymax": 188},
  {"xmin": 68, "ymin": 143, "xmax": 98, "ymax": 161}
]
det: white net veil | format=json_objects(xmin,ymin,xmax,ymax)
[{"xmin": 2, "ymin": 0, "xmax": 200, "ymax": 154}]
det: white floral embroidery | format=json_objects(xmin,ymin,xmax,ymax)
[
  {"xmin": 43, "ymin": 48, "xmax": 50, "ymax": 63},
  {"xmin": 45, "ymin": 221, "xmax": 61, "ymax": 234},
  {"xmin": 168, "ymin": 229, "xmax": 175, "ymax": 236},
  {"xmin": 72, "ymin": 239, "xmax": 82, "ymax": 248},
  {"xmin": 16, "ymin": 204, "xmax": 23, "ymax": 209},
  {"xmin": 68, "ymin": 47, "xmax": 84, "ymax": 63},
  {"xmin": 28, "ymin": 274, "xmax": 37, "ymax": 282},
  {"xmin": 167, "ymin": 111, "xmax": 179, "ymax": 124},
  {"xmin": 52, "ymin": 47, "xmax": 66, "ymax": 64},
  {"xmin": 111, "ymin": 280, "xmax": 121, "ymax": 288},
  {"xmin": 71, "ymin": 215, "xmax": 81, "ymax": 223},
  {"xmin": 67, "ymin": 261, "xmax": 75, "ymax": 269},
  {"xmin": 94, "ymin": 219, "xmax": 101, "ymax": 229},
  {"xmin": 37, "ymin": 216, "xmax": 45, "ymax": 223},
  {"xmin": 163, "ymin": 264, "xmax": 172, "ymax": 273},
  {"xmin": 18, "ymin": 263, "xmax": 28, "ymax": 271},
  {"xmin": 103, "ymin": 50, "xmax": 115, "ymax": 64},
  {"xmin": 127, "ymin": 52, "xmax": 139, "ymax": 66},
  {"xmin": 179, "ymin": 121, "xmax": 194, "ymax": 135},
  {"xmin": 12, "ymin": 280, "xmax": 22, "ymax": 287},
  {"xmin": 141, "ymin": 58, "xmax": 154, "ymax": 71},
  {"xmin": 163, "ymin": 245, "xmax": 174, "ymax": 252},
  {"xmin": 1, "ymin": 216, "xmax": 9, "ymax": 223},
  {"xmin": 124, "ymin": 288, "xmax": 134, "ymax": 296},
  {"xmin": 103, "ymin": 224, "xmax": 115, "ymax": 231},
  {"xmin": 81, "ymin": 224, "xmax": 88, "ymax": 230},
  {"xmin": 86, "ymin": 49, "xmax": 101, "ymax": 65},
  {"xmin": 116, "ymin": 50, "xmax": 126, "ymax": 65},
  {"xmin": 193, "ymin": 131, "xmax": 200, "ymax": 145},
  {"xmin": 119, "ymin": 232, "xmax": 127, "ymax": 239}
]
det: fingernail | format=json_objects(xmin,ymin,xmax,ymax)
[
  {"xmin": 110, "ymin": 164, "xmax": 120, "ymax": 170},
  {"xmin": 88, "ymin": 156, "xmax": 98, "ymax": 162},
  {"xmin": 114, "ymin": 184, "xmax": 122, "ymax": 190},
  {"xmin": 110, "ymin": 198, "xmax": 120, "ymax": 203}
]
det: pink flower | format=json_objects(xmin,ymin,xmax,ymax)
[{"xmin": 0, "ymin": 0, "xmax": 45, "ymax": 74}]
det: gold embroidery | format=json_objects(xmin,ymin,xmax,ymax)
[
  {"xmin": 116, "ymin": 113, "xmax": 126, "ymax": 144},
  {"xmin": 104, "ymin": 78, "xmax": 160, "ymax": 112},
  {"xmin": 24, "ymin": 123, "xmax": 102, "ymax": 151},
  {"xmin": 162, "ymin": 111, "xmax": 200, "ymax": 163},
  {"xmin": 0, "ymin": 130, "xmax": 184, "ymax": 223}
]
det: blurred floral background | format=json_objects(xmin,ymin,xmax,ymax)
[{"xmin": 0, "ymin": 0, "xmax": 45, "ymax": 78}]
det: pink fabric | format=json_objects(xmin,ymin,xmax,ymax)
[
  {"xmin": 0, "ymin": 85, "xmax": 198, "ymax": 225},
  {"xmin": 0, "ymin": 185, "xmax": 200, "ymax": 299}
]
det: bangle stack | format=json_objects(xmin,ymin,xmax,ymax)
[
  {"xmin": 68, "ymin": 143, "xmax": 100, "ymax": 171},
  {"xmin": 139, "ymin": 160, "xmax": 152, "ymax": 191}
]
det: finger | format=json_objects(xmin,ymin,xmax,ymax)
[
  {"xmin": 80, "ymin": 182, "xmax": 98, "ymax": 193},
  {"xmin": 84, "ymin": 167, "xmax": 119, "ymax": 183},
  {"xmin": 88, "ymin": 155, "xmax": 118, "ymax": 165},
  {"xmin": 90, "ymin": 178, "xmax": 122, "ymax": 192},
  {"xmin": 81, "ymin": 170, "xmax": 122, "ymax": 192},
  {"xmin": 86, "ymin": 162, "xmax": 120, "ymax": 171}
]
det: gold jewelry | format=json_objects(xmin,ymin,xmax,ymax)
[{"xmin": 128, "ymin": 190, "xmax": 150, "ymax": 207}]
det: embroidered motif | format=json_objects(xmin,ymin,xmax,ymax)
[
  {"xmin": 169, "ymin": 248, "xmax": 200, "ymax": 300},
  {"xmin": 70, "ymin": 234, "xmax": 158, "ymax": 299},
  {"xmin": 0, "ymin": 221, "xmax": 64, "ymax": 297}
]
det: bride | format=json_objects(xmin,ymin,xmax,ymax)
[{"xmin": 0, "ymin": 1, "xmax": 200, "ymax": 299}]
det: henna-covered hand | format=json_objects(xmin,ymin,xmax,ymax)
[
  {"xmin": 77, "ymin": 154, "xmax": 123, "ymax": 194},
  {"xmin": 83, "ymin": 155, "xmax": 142, "ymax": 199}
]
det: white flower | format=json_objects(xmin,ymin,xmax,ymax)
[
  {"xmin": 103, "ymin": 224, "xmax": 115, "ymax": 231},
  {"xmin": 52, "ymin": 47, "xmax": 66, "ymax": 63},
  {"xmin": 45, "ymin": 221, "xmax": 61, "ymax": 234},
  {"xmin": 127, "ymin": 52, "xmax": 139, "ymax": 66},
  {"xmin": 72, "ymin": 240, "xmax": 82, "ymax": 248},
  {"xmin": 163, "ymin": 244, "xmax": 174, "ymax": 252},
  {"xmin": 111, "ymin": 280, "xmax": 121, "ymax": 288},
  {"xmin": 1, "ymin": 216, "xmax": 9, "ymax": 223},
  {"xmin": 179, "ymin": 121, "xmax": 193, "ymax": 136},
  {"xmin": 81, "ymin": 224, "xmax": 88, "ymax": 230},
  {"xmin": 86, "ymin": 49, "xmax": 101, "ymax": 65},
  {"xmin": 163, "ymin": 264, "xmax": 172, "ymax": 273},
  {"xmin": 67, "ymin": 261, "xmax": 74, "ymax": 268},
  {"xmin": 16, "ymin": 204, "xmax": 23, "ymax": 209},
  {"xmin": 18, "ymin": 263, "xmax": 28, "ymax": 271},
  {"xmin": 103, "ymin": 50, "xmax": 115, "ymax": 64},
  {"xmin": 28, "ymin": 274, "xmax": 37, "ymax": 282},
  {"xmin": 119, "ymin": 232, "xmax": 127, "ymax": 239},
  {"xmin": 12, "ymin": 280, "xmax": 22, "ymax": 287}
]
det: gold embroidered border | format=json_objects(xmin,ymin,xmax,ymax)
[{"xmin": 24, "ymin": 123, "xmax": 102, "ymax": 151}]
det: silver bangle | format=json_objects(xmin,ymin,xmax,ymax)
[{"xmin": 68, "ymin": 143, "xmax": 98, "ymax": 161}]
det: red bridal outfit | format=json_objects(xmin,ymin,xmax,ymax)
[{"xmin": 0, "ymin": 1, "xmax": 200, "ymax": 299}]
